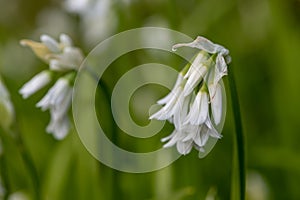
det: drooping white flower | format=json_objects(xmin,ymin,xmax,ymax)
[
  {"xmin": 46, "ymin": 114, "xmax": 70, "ymax": 140},
  {"xmin": 150, "ymin": 36, "xmax": 230, "ymax": 157},
  {"xmin": 184, "ymin": 87, "xmax": 209, "ymax": 126},
  {"xmin": 36, "ymin": 76, "xmax": 73, "ymax": 139},
  {"xmin": 20, "ymin": 34, "xmax": 83, "ymax": 140},
  {"xmin": 19, "ymin": 70, "xmax": 52, "ymax": 99}
]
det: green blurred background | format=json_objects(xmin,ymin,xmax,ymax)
[{"xmin": 1, "ymin": 0, "xmax": 300, "ymax": 199}]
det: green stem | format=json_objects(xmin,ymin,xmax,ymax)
[
  {"xmin": 0, "ymin": 125, "xmax": 40, "ymax": 200},
  {"xmin": 85, "ymin": 67, "xmax": 121, "ymax": 200},
  {"xmin": 11, "ymin": 127, "xmax": 40, "ymax": 200},
  {"xmin": 97, "ymin": 79, "xmax": 121, "ymax": 200},
  {"xmin": 228, "ymin": 65, "xmax": 246, "ymax": 200}
]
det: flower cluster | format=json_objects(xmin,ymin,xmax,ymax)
[
  {"xmin": 19, "ymin": 34, "xmax": 84, "ymax": 139},
  {"xmin": 150, "ymin": 36, "xmax": 231, "ymax": 156}
]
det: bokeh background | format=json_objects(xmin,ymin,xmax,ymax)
[{"xmin": 1, "ymin": 0, "xmax": 300, "ymax": 199}]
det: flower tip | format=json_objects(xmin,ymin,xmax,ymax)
[
  {"xmin": 225, "ymin": 55, "xmax": 232, "ymax": 64},
  {"xmin": 19, "ymin": 90, "xmax": 28, "ymax": 99},
  {"xmin": 60, "ymin": 33, "xmax": 72, "ymax": 46},
  {"xmin": 20, "ymin": 39, "xmax": 29, "ymax": 46},
  {"xmin": 40, "ymin": 34, "xmax": 50, "ymax": 42}
]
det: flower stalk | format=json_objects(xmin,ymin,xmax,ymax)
[{"xmin": 228, "ymin": 65, "xmax": 245, "ymax": 200}]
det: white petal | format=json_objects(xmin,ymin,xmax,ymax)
[
  {"xmin": 60, "ymin": 34, "xmax": 73, "ymax": 46},
  {"xmin": 183, "ymin": 65, "xmax": 207, "ymax": 96},
  {"xmin": 36, "ymin": 78, "xmax": 70, "ymax": 111},
  {"xmin": 197, "ymin": 91, "xmax": 209, "ymax": 124},
  {"xmin": 176, "ymin": 140, "xmax": 193, "ymax": 155},
  {"xmin": 184, "ymin": 52, "xmax": 207, "ymax": 79},
  {"xmin": 163, "ymin": 131, "xmax": 180, "ymax": 148},
  {"xmin": 161, "ymin": 131, "xmax": 176, "ymax": 142},
  {"xmin": 19, "ymin": 71, "xmax": 51, "ymax": 99},
  {"xmin": 157, "ymin": 73, "xmax": 183, "ymax": 105},
  {"xmin": 172, "ymin": 36, "xmax": 229, "ymax": 56},
  {"xmin": 48, "ymin": 47, "xmax": 83, "ymax": 71},
  {"xmin": 173, "ymin": 93, "xmax": 190, "ymax": 130},
  {"xmin": 214, "ymin": 54, "xmax": 228, "ymax": 85},
  {"xmin": 205, "ymin": 117, "xmax": 222, "ymax": 139},
  {"xmin": 150, "ymin": 87, "xmax": 182, "ymax": 120},
  {"xmin": 210, "ymin": 83, "xmax": 222, "ymax": 125},
  {"xmin": 184, "ymin": 91, "xmax": 208, "ymax": 125},
  {"xmin": 40, "ymin": 35, "xmax": 60, "ymax": 53},
  {"xmin": 193, "ymin": 125, "xmax": 209, "ymax": 147},
  {"xmin": 49, "ymin": 59, "xmax": 62, "ymax": 71},
  {"xmin": 51, "ymin": 89, "xmax": 72, "ymax": 120},
  {"xmin": 46, "ymin": 115, "xmax": 70, "ymax": 140},
  {"xmin": 36, "ymin": 89, "xmax": 53, "ymax": 111},
  {"xmin": 184, "ymin": 92, "xmax": 201, "ymax": 125}
]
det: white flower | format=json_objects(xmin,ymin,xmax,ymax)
[
  {"xmin": 40, "ymin": 34, "xmax": 61, "ymax": 53},
  {"xmin": 209, "ymin": 83, "xmax": 223, "ymax": 125},
  {"xmin": 49, "ymin": 46, "xmax": 84, "ymax": 71},
  {"xmin": 184, "ymin": 88, "xmax": 209, "ymax": 126},
  {"xmin": 20, "ymin": 33, "xmax": 84, "ymax": 71},
  {"xmin": 7, "ymin": 191, "xmax": 29, "ymax": 200},
  {"xmin": 19, "ymin": 70, "xmax": 52, "ymax": 99},
  {"xmin": 19, "ymin": 34, "xmax": 82, "ymax": 139},
  {"xmin": 157, "ymin": 73, "xmax": 184, "ymax": 105},
  {"xmin": 150, "ymin": 36, "xmax": 230, "ymax": 157},
  {"xmin": 37, "ymin": 78, "xmax": 72, "ymax": 115},
  {"xmin": 46, "ymin": 115, "xmax": 70, "ymax": 140},
  {"xmin": 182, "ymin": 52, "xmax": 209, "ymax": 96},
  {"xmin": 36, "ymin": 77, "xmax": 73, "ymax": 139},
  {"xmin": 149, "ymin": 86, "xmax": 183, "ymax": 121}
]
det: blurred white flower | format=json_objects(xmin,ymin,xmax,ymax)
[
  {"xmin": 8, "ymin": 191, "xmax": 29, "ymax": 200},
  {"xmin": 246, "ymin": 171, "xmax": 270, "ymax": 200},
  {"xmin": 37, "ymin": 76, "xmax": 73, "ymax": 139},
  {"xmin": 19, "ymin": 70, "xmax": 52, "ymax": 99},
  {"xmin": 19, "ymin": 34, "xmax": 82, "ymax": 139},
  {"xmin": 20, "ymin": 33, "xmax": 84, "ymax": 71},
  {"xmin": 205, "ymin": 187, "xmax": 218, "ymax": 200},
  {"xmin": 0, "ymin": 76, "xmax": 14, "ymax": 130},
  {"xmin": 63, "ymin": 0, "xmax": 90, "ymax": 14},
  {"xmin": 63, "ymin": 0, "xmax": 117, "ymax": 47},
  {"xmin": 150, "ymin": 36, "xmax": 230, "ymax": 157}
]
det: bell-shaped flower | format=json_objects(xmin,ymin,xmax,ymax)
[
  {"xmin": 150, "ymin": 36, "xmax": 230, "ymax": 157},
  {"xmin": 19, "ymin": 70, "xmax": 52, "ymax": 99},
  {"xmin": 36, "ymin": 74, "xmax": 74, "ymax": 139},
  {"xmin": 184, "ymin": 86, "xmax": 209, "ymax": 126},
  {"xmin": 19, "ymin": 34, "xmax": 83, "ymax": 139}
]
